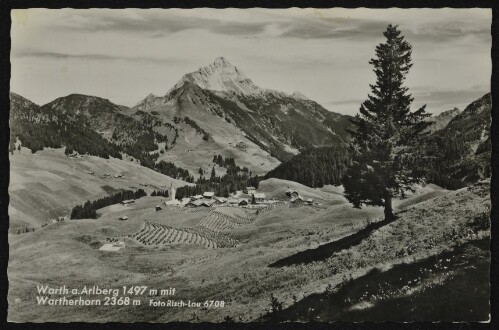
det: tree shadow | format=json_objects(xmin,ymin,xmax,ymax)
[{"xmin": 268, "ymin": 214, "xmax": 399, "ymax": 268}]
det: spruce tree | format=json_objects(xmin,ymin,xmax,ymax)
[{"xmin": 342, "ymin": 24, "xmax": 431, "ymax": 221}]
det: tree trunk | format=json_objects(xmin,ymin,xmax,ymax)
[{"xmin": 384, "ymin": 194, "xmax": 394, "ymax": 221}]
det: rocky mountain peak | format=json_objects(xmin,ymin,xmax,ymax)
[
  {"xmin": 213, "ymin": 56, "xmax": 232, "ymax": 68},
  {"xmin": 438, "ymin": 107, "xmax": 461, "ymax": 118},
  {"xmin": 292, "ymin": 91, "xmax": 310, "ymax": 101},
  {"xmin": 169, "ymin": 57, "xmax": 261, "ymax": 95}
]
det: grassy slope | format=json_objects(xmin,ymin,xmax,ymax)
[
  {"xmin": 8, "ymin": 148, "xmax": 191, "ymax": 232},
  {"xmin": 257, "ymin": 178, "xmax": 345, "ymax": 205},
  {"xmin": 262, "ymin": 180, "xmax": 490, "ymax": 322},
  {"xmin": 142, "ymin": 92, "xmax": 281, "ymax": 177},
  {"xmin": 264, "ymin": 239, "xmax": 489, "ymax": 322},
  {"xmin": 7, "ymin": 180, "xmax": 488, "ymax": 322}
]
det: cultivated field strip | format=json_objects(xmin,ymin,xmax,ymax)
[
  {"xmin": 128, "ymin": 221, "xmax": 238, "ymax": 249},
  {"xmin": 256, "ymin": 201, "xmax": 287, "ymax": 214},
  {"xmin": 197, "ymin": 203, "xmax": 288, "ymax": 232},
  {"xmin": 170, "ymin": 206, "xmax": 213, "ymax": 213},
  {"xmin": 198, "ymin": 208, "xmax": 256, "ymax": 232},
  {"xmin": 128, "ymin": 204, "xmax": 288, "ymax": 249},
  {"xmin": 197, "ymin": 213, "xmax": 238, "ymax": 232}
]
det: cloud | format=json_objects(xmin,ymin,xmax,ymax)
[
  {"xmin": 324, "ymin": 85, "xmax": 490, "ymax": 115},
  {"xmin": 48, "ymin": 11, "xmax": 269, "ymax": 37},
  {"xmin": 12, "ymin": 49, "xmax": 189, "ymax": 64},
  {"xmin": 24, "ymin": 8, "xmax": 489, "ymax": 47},
  {"xmin": 277, "ymin": 17, "xmax": 388, "ymax": 40},
  {"xmin": 406, "ymin": 25, "xmax": 491, "ymax": 45},
  {"xmin": 326, "ymin": 98, "xmax": 363, "ymax": 106},
  {"xmin": 278, "ymin": 17, "xmax": 490, "ymax": 44},
  {"xmin": 47, "ymin": 11, "xmax": 388, "ymax": 41},
  {"xmin": 10, "ymin": 9, "xmax": 491, "ymax": 113},
  {"xmin": 412, "ymin": 87, "xmax": 490, "ymax": 112}
]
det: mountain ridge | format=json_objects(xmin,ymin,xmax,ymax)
[
  {"xmin": 424, "ymin": 93, "xmax": 491, "ymax": 189},
  {"xmin": 133, "ymin": 57, "xmax": 352, "ymax": 163},
  {"xmin": 425, "ymin": 107, "xmax": 462, "ymax": 132},
  {"xmin": 169, "ymin": 57, "xmax": 261, "ymax": 95}
]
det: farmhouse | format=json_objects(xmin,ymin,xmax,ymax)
[
  {"xmin": 155, "ymin": 205, "xmax": 162, "ymax": 211},
  {"xmin": 201, "ymin": 200, "xmax": 216, "ymax": 207},
  {"xmin": 285, "ymin": 189, "xmax": 300, "ymax": 198},
  {"xmin": 305, "ymin": 198, "xmax": 314, "ymax": 205},
  {"xmin": 238, "ymin": 199, "xmax": 249, "ymax": 206},
  {"xmin": 180, "ymin": 197, "xmax": 191, "ymax": 205},
  {"xmin": 243, "ymin": 186, "xmax": 256, "ymax": 194},
  {"xmin": 203, "ymin": 192, "xmax": 215, "ymax": 199},
  {"xmin": 290, "ymin": 196, "xmax": 305, "ymax": 205},
  {"xmin": 253, "ymin": 193, "xmax": 266, "ymax": 203},
  {"xmin": 186, "ymin": 199, "xmax": 215, "ymax": 208},
  {"xmin": 212, "ymin": 197, "xmax": 227, "ymax": 206},
  {"xmin": 122, "ymin": 200, "xmax": 135, "ymax": 205},
  {"xmin": 192, "ymin": 195, "xmax": 203, "ymax": 200},
  {"xmin": 99, "ymin": 241, "xmax": 125, "ymax": 252},
  {"xmin": 185, "ymin": 201, "xmax": 197, "ymax": 208},
  {"xmin": 214, "ymin": 196, "xmax": 227, "ymax": 204},
  {"xmin": 227, "ymin": 198, "xmax": 239, "ymax": 206},
  {"xmin": 118, "ymin": 216, "xmax": 128, "ymax": 221}
]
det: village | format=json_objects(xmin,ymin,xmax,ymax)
[
  {"xmin": 98, "ymin": 186, "xmax": 319, "ymax": 252},
  {"xmin": 117, "ymin": 186, "xmax": 317, "ymax": 211},
  {"xmin": 174, "ymin": 187, "xmax": 316, "ymax": 209}
]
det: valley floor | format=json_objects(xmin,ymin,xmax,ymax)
[{"xmin": 7, "ymin": 178, "xmax": 490, "ymax": 322}]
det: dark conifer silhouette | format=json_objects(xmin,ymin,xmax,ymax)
[
  {"xmin": 343, "ymin": 25, "xmax": 431, "ymax": 221},
  {"xmin": 70, "ymin": 189, "xmax": 146, "ymax": 219}
]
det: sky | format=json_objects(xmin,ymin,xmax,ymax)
[{"xmin": 11, "ymin": 8, "xmax": 491, "ymax": 115}]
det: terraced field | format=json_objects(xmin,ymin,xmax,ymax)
[
  {"xmin": 127, "ymin": 204, "xmax": 295, "ymax": 248},
  {"xmin": 200, "ymin": 208, "xmax": 255, "ymax": 231},
  {"xmin": 128, "ymin": 221, "xmax": 238, "ymax": 248}
]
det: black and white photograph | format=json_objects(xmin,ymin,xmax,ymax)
[{"xmin": 7, "ymin": 7, "xmax": 492, "ymax": 323}]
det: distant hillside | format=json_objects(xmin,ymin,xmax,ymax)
[
  {"xmin": 9, "ymin": 92, "xmax": 38, "ymax": 118},
  {"xmin": 10, "ymin": 58, "xmax": 352, "ymax": 179},
  {"xmin": 9, "ymin": 92, "xmax": 123, "ymax": 159},
  {"xmin": 425, "ymin": 107, "xmax": 461, "ymax": 132},
  {"xmin": 8, "ymin": 148, "xmax": 191, "ymax": 232},
  {"xmin": 264, "ymin": 146, "xmax": 349, "ymax": 188},
  {"xmin": 257, "ymin": 178, "xmax": 346, "ymax": 205},
  {"xmin": 39, "ymin": 94, "xmax": 173, "ymax": 167},
  {"xmin": 425, "ymin": 93, "xmax": 491, "ymax": 189},
  {"xmin": 9, "ymin": 92, "xmax": 193, "ymax": 181},
  {"xmin": 264, "ymin": 93, "xmax": 490, "ymax": 191}
]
